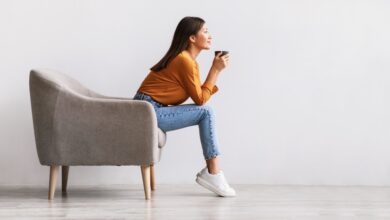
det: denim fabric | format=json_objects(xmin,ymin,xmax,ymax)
[{"xmin": 133, "ymin": 91, "xmax": 220, "ymax": 160}]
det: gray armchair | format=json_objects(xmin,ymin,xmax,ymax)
[{"xmin": 29, "ymin": 69, "xmax": 166, "ymax": 200}]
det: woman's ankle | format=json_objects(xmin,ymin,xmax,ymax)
[{"xmin": 206, "ymin": 157, "xmax": 220, "ymax": 174}]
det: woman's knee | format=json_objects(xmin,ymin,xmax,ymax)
[{"xmin": 200, "ymin": 104, "xmax": 215, "ymax": 118}]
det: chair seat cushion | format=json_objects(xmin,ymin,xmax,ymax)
[{"xmin": 158, "ymin": 128, "xmax": 166, "ymax": 148}]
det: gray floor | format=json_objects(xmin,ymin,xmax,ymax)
[{"xmin": 1, "ymin": 184, "xmax": 390, "ymax": 219}]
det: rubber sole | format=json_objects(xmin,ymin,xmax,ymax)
[{"xmin": 195, "ymin": 176, "xmax": 236, "ymax": 197}]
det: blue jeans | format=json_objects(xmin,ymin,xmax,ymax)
[{"xmin": 133, "ymin": 91, "xmax": 220, "ymax": 160}]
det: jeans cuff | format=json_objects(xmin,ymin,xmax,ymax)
[{"xmin": 205, "ymin": 153, "xmax": 220, "ymax": 160}]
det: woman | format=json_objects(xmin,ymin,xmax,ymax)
[{"xmin": 133, "ymin": 16, "xmax": 235, "ymax": 197}]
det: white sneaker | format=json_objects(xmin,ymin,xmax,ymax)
[{"xmin": 195, "ymin": 167, "xmax": 236, "ymax": 197}]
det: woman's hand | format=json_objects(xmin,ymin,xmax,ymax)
[
  {"xmin": 205, "ymin": 52, "xmax": 228, "ymax": 88},
  {"xmin": 212, "ymin": 52, "xmax": 230, "ymax": 72}
]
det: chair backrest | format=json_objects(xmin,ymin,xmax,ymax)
[
  {"xmin": 30, "ymin": 69, "xmax": 101, "ymax": 97},
  {"xmin": 29, "ymin": 69, "xmax": 102, "ymax": 164}
]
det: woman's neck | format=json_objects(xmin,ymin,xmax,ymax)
[{"xmin": 185, "ymin": 46, "xmax": 201, "ymax": 60}]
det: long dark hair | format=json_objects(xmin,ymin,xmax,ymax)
[{"xmin": 150, "ymin": 16, "xmax": 205, "ymax": 72}]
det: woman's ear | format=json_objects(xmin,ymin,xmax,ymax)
[{"xmin": 188, "ymin": 35, "xmax": 196, "ymax": 44}]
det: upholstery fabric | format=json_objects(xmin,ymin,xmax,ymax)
[{"xmin": 29, "ymin": 69, "xmax": 166, "ymax": 166}]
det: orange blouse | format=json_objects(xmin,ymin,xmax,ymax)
[{"xmin": 137, "ymin": 51, "xmax": 218, "ymax": 106}]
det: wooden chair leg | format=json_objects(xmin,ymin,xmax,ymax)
[
  {"xmin": 150, "ymin": 165, "xmax": 155, "ymax": 191},
  {"xmin": 62, "ymin": 166, "xmax": 69, "ymax": 193},
  {"xmin": 140, "ymin": 165, "xmax": 151, "ymax": 200},
  {"xmin": 48, "ymin": 165, "xmax": 60, "ymax": 200}
]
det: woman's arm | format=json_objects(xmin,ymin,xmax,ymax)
[
  {"xmin": 178, "ymin": 53, "xmax": 229, "ymax": 105},
  {"xmin": 204, "ymin": 52, "xmax": 229, "ymax": 88}
]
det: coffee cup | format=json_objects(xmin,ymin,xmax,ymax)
[{"xmin": 215, "ymin": 50, "xmax": 229, "ymax": 57}]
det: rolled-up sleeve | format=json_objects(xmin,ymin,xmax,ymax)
[{"xmin": 177, "ymin": 58, "xmax": 218, "ymax": 105}]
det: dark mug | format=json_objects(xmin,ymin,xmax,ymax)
[{"xmin": 215, "ymin": 51, "xmax": 229, "ymax": 57}]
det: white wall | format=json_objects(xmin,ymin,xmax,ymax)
[{"xmin": 1, "ymin": 0, "xmax": 389, "ymax": 186}]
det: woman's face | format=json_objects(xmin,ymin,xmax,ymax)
[{"xmin": 190, "ymin": 24, "xmax": 212, "ymax": 50}]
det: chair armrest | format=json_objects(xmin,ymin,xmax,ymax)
[{"xmin": 46, "ymin": 89, "xmax": 160, "ymax": 165}]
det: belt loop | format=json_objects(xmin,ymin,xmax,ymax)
[
  {"xmin": 136, "ymin": 92, "xmax": 142, "ymax": 100},
  {"xmin": 137, "ymin": 92, "xmax": 144, "ymax": 100}
]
